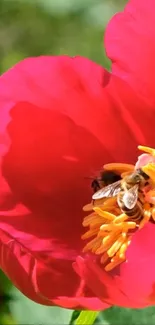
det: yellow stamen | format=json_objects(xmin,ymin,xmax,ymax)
[
  {"xmin": 96, "ymin": 232, "xmax": 121, "ymax": 255},
  {"xmin": 83, "ymin": 200, "xmax": 106, "ymax": 212},
  {"xmin": 107, "ymin": 232, "xmax": 127, "ymax": 257},
  {"xmin": 100, "ymin": 221, "xmax": 136, "ymax": 231},
  {"xmin": 103, "ymin": 163, "xmax": 134, "ymax": 174},
  {"xmin": 82, "ymin": 214, "xmax": 99, "ymax": 227},
  {"xmin": 139, "ymin": 209, "xmax": 151, "ymax": 229},
  {"xmin": 121, "ymin": 171, "xmax": 133, "ymax": 178},
  {"xmin": 82, "ymin": 237, "xmax": 102, "ymax": 252},
  {"xmin": 152, "ymin": 207, "xmax": 155, "ymax": 221},
  {"xmin": 83, "ymin": 203, "xmax": 94, "ymax": 212},
  {"xmin": 145, "ymin": 190, "xmax": 155, "ymax": 204},
  {"xmin": 117, "ymin": 238, "xmax": 131, "ymax": 259},
  {"xmin": 83, "ymin": 197, "xmax": 118, "ymax": 212},
  {"xmin": 113, "ymin": 214, "xmax": 128, "ymax": 223},
  {"xmin": 95, "ymin": 243, "xmax": 111, "ymax": 255},
  {"xmin": 82, "ymin": 204, "xmax": 135, "ymax": 271},
  {"xmin": 81, "ymin": 228, "xmax": 99, "ymax": 239},
  {"xmin": 105, "ymin": 256, "xmax": 126, "ymax": 271},
  {"xmin": 100, "ymin": 253, "xmax": 109, "ymax": 264},
  {"xmin": 100, "ymin": 223, "xmax": 120, "ymax": 231},
  {"xmin": 124, "ymin": 221, "xmax": 137, "ymax": 230},
  {"xmin": 142, "ymin": 163, "xmax": 155, "ymax": 182},
  {"xmin": 91, "ymin": 238, "xmax": 103, "ymax": 253},
  {"xmin": 90, "ymin": 219, "xmax": 106, "ymax": 228},
  {"xmin": 143, "ymin": 202, "xmax": 151, "ymax": 210},
  {"xmin": 138, "ymin": 145, "xmax": 155, "ymax": 156},
  {"xmin": 103, "ymin": 197, "xmax": 117, "ymax": 205},
  {"xmin": 93, "ymin": 208, "xmax": 115, "ymax": 221},
  {"xmin": 82, "ymin": 145, "xmax": 155, "ymax": 272},
  {"xmin": 102, "ymin": 231, "xmax": 119, "ymax": 246}
]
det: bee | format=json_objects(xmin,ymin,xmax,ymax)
[
  {"xmin": 92, "ymin": 169, "xmax": 150, "ymax": 219},
  {"xmin": 91, "ymin": 170, "xmax": 121, "ymax": 193}
]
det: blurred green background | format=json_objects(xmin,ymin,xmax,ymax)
[
  {"xmin": 0, "ymin": 0, "xmax": 125, "ymax": 73},
  {"xmin": 1, "ymin": 0, "xmax": 155, "ymax": 324}
]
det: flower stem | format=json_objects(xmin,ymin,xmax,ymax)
[{"xmin": 75, "ymin": 311, "xmax": 99, "ymax": 325}]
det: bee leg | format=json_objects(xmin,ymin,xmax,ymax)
[{"xmin": 91, "ymin": 179, "xmax": 100, "ymax": 193}]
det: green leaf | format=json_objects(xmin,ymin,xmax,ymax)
[
  {"xmin": 99, "ymin": 306, "xmax": 155, "ymax": 325},
  {"xmin": 9, "ymin": 286, "xmax": 73, "ymax": 325},
  {"xmin": 0, "ymin": 314, "xmax": 17, "ymax": 325},
  {"xmin": 75, "ymin": 311, "xmax": 99, "ymax": 325},
  {"xmin": 70, "ymin": 311, "xmax": 80, "ymax": 324}
]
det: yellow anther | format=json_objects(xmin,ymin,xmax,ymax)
[
  {"xmin": 93, "ymin": 208, "xmax": 115, "ymax": 221},
  {"xmin": 138, "ymin": 145, "xmax": 155, "ymax": 156},
  {"xmin": 103, "ymin": 163, "xmax": 134, "ymax": 174},
  {"xmin": 152, "ymin": 207, "xmax": 155, "ymax": 221},
  {"xmin": 107, "ymin": 233, "xmax": 127, "ymax": 257},
  {"xmin": 142, "ymin": 163, "xmax": 155, "ymax": 182},
  {"xmin": 114, "ymin": 214, "xmax": 128, "ymax": 223},
  {"xmin": 139, "ymin": 210, "xmax": 151, "ymax": 229}
]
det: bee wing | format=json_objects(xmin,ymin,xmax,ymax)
[
  {"xmin": 92, "ymin": 180, "xmax": 121, "ymax": 200},
  {"xmin": 122, "ymin": 185, "xmax": 139, "ymax": 209}
]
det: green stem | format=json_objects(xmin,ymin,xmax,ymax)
[{"xmin": 75, "ymin": 311, "xmax": 99, "ymax": 325}]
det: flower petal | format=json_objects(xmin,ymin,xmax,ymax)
[
  {"xmin": 135, "ymin": 153, "xmax": 155, "ymax": 169},
  {"xmin": 0, "ymin": 56, "xmax": 155, "ymax": 307},
  {"xmin": 74, "ymin": 256, "xmax": 133, "ymax": 307},
  {"xmin": 33, "ymin": 259, "xmax": 109, "ymax": 310},
  {"xmin": 118, "ymin": 223, "xmax": 155, "ymax": 307},
  {"xmin": 0, "ymin": 57, "xmax": 115, "ymax": 308},
  {"xmin": 75, "ymin": 223, "xmax": 155, "ymax": 308},
  {"xmin": 105, "ymin": 0, "xmax": 155, "ymax": 106},
  {"xmin": 2, "ymin": 56, "xmax": 155, "ymax": 162}
]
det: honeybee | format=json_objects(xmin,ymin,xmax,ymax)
[
  {"xmin": 91, "ymin": 170, "xmax": 121, "ymax": 193},
  {"xmin": 92, "ymin": 169, "xmax": 150, "ymax": 218}
]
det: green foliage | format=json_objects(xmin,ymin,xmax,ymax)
[
  {"xmin": 96, "ymin": 306, "xmax": 155, "ymax": 325},
  {"xmin": 0, "ymin": 0, "xmax": 125, "ymax": 73},
  {"xmin": 69, "ymin": 310, "xmax": 81, "ymax": 324},
  {"xmin": 9, "ymin": 285, "xmax": 73, "ymax": 324}
]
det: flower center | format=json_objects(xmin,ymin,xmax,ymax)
[{"xmin": 82, "ymin": 154, "xmax": 155, "ymax": 271}]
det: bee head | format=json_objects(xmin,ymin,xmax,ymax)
[
  {"xmin": 127, "ymin": 169, "xmax": 149, "ymax": 185},
  {"xmin": 127, "ymin": 172, "xmax": 142, "ymax": 184}
]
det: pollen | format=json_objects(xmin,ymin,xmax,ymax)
[{"xmin": 82, "ymin": 149, "xmax": 155, "ymax": 272}]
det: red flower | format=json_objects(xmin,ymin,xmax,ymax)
[{"xmin": 0, "ymin": 0, "xmax": 155, "ymax": 310}]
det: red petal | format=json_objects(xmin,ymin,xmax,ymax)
[
  {"xmin": 74, "ymin": 256, "xmax": 133, "ymax": 307},
  {"xmin": 0, "ymin": 56, "xmax": 155, "ymax": 307},
  {"xmin": 105, "ymin": 0, "xmax": 155, "ymax": 106},
  {"xmin": 0, "ymin": 56, "xmax": 116, "ymax": 308},
  {"xmin": 118, "ymin": 223, "xmax": 155, "ymax": 307},
  {"xmin": 33, "ymin": 259, "xmax": 109, "ymax": 310},
  {"xmin": 75, "ymin": 224, "xmax": 155, "ymax": 308},
  {"xmin": 2, "ymin": 56, "xmax": 155, "ymax": 161}
]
